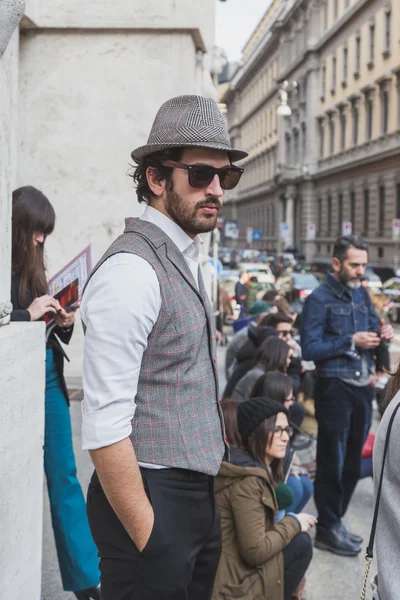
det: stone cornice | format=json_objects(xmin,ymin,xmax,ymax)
[
  {"xmin": 316, "ymin": 131, "xmax": 400, "ymax": 177},
  {"xmin": 19, "ymin": 24, "xmax": 207, "ymax": 52}
]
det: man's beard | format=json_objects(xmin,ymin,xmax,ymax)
[
  {"xmin": 338, "ymin": 267, "xmax": 361, "ymax": 289},
  {"xmin": 164, "ymin": 188, "xmax": 221, "ymax": 236}
]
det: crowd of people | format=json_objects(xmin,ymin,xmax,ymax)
[{"xmin": 8, "ymin": 94, "xmax": 398, "ymax": 600}]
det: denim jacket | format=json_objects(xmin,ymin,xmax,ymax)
[{"xmin": 300, "ymin": 273, "xmax": 379, "ymax": 379}]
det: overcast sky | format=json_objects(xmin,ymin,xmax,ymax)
[{"xmin": 215, "ymin": 0, "xmax": 271, "ymax": 62}]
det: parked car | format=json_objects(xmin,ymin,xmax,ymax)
[
  {"xmin": 219, "ymin": 248, "xmax": 238, "ymax": 268},
  {"xmin": 220, "ymin": 268, "xmax": 276, "ymax": 315},
  {"xmin": 364, "ymin": 268, "xmax": 383, "ymax": 290},
  {"xmin": 382, "ymin": 278, "xmax": 400, "ymax": 322},
  {"xmin": 237, "ymin": 262, "xmax": 276, "ymax": 285},
  {"xmin": 276, "ymin": 272, "xmax": 321, "ymax": 303}
]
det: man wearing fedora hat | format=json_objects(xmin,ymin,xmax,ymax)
[{"xmin": 80, "ymin": 95, "xmax": 247, "ymax": 599}]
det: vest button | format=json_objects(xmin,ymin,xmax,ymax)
[{"xmin": 355, "ymin": 371, "xmax": 361, "ymax": 377}]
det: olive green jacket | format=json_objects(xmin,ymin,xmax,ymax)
[{"xmin": 212, "ymin": 450, "xmax": 300, "ymax": 600}]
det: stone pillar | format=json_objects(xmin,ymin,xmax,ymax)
[
  {"xmin": 304, "ymin": 53, "xmax": 320, "ymax": 173},
  {"xmin": 0, "ymin": 10, "xmax": 45, "ymax": 599},
  {"xmin": 301, "ymin": 180, "xmax": 317, "ymax": 261}
]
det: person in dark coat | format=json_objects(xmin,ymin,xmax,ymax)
[{"xmin": 10, "ymin": 186, "xmax": 100, "ymax": 600}]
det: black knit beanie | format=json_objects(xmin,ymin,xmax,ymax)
[{"xmin": 237, "ymin": 396, "xmax": 289, "ymax": 441}]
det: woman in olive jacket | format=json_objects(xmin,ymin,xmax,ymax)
[{"xmin": 213, "ymin": 398, "xmax": 315, "ymax": 600}]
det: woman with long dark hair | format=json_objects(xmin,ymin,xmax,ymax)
[
  {"xmin": 232, "ymin": 336, "xmax": 293, "ymax": 403},
  {"xmin": 11, "ymin": 186, "xmax": 100, "ymax": 600},
  {"xmin": 213, "ymin": 397, "xmax": 315, "ymax": 600},
  {"xmin": 252, "ymin": 372, "xmax": 314, "ymax": 515}
]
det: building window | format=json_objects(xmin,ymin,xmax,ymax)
[
  {"xmin": 350, "ymin": 191, "xmax": 356, "ymax": 232},
  {"xmin": 363, "ymin": 189, "xmax": 370, "ymax": 235},
  {"xmin": 271, "ymin": 204, "xmax": 275, "ymax": 236},
  {"xmin": 381, "ymin": 86, "xmax": 390, "ymax": 135},
  {"xmin": 327, "ymin": 196, "xmax": 332, "ymax": 235},
  {"xmin": 318, "ymin": 198, "xmax": 323, "ymax": 235},
  {"xmin": 379, "ymin": 185, "xmax": 385, "ymax": 235},
  {"xmin": 334, "ymin": 0, "xmax": 339, "ymax": 20},
  {"xmin": 286, "ymin": 134, "xmax": 292, "ymax": 165},
  {"xmin": 384, "ymin": 8, "xmax": 391, "ymax": 57},
  {"xmin": 342, "ymin": 46, "xmax": 348, "ymax": 86},
  {"xmin": 329, "ymin": 113, "xmax": 335, "ymax": 155},
  {"xmin": 321, "ymin": 64, "xmax": 326, "ymax": 99},
  {"xmin": 378, "ymin": 247, "xmax": 384, "ymax": 259},
  {"xmin": 293, "ymin": 130, "xmax": 299, "ymax": 165},
  {"xmin": 397, "ymin": 183, "xmax": 400, "ymax": 219},
  {"xmin": 351, "ymin": 99, "xmax": 359, "ymax": 146},
  {"xmin": 340, "ymin": 107, "xmax": 347, "ymax": 151},
  {"xmin": 331, "ymin": 55, "xmax": 337, "ymax": 94},
  {"xmin": 338, "ymin": 193, "xmax": 343, "ymax": 234},
  {"xmin": 301, "ymin": 123, "xmax": 307, "ymax": 157},
  {"xmin": 355, "ymin": 33, "xmax": 361, "ymax": 77},
  {"xmin": 319, "ymin": 118, "xmax": 325, "ymax": 158},
  {"xmin": 366, "ymin": 93, "xmax": 374, "ymax": 140},
  {"xmin": 368, "ymin": 22, "xmax": 375, "ymax": 69}
]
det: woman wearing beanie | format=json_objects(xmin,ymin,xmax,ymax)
[{"xmin": 213, "ymin": 398, "xmax": 315, "ymax": 600}]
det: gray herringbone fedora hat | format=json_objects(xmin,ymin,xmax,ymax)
[{"xmin": 131, "ymin": 95, "xmax": 248, "ymax": 162}]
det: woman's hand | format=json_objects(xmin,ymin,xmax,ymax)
[
  {"xmin": 296, "ymin": 513, "xmax": 317, "ymax": 533},
  {"xmin": 27, "ymin": 295, "xmax": 60, "ymax": 321},
  {"xmin": 55, "ymin": 304, "xmax": 79, "ymax": 329}
]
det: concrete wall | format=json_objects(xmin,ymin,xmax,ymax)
[
  {"xmin": 0, "ymin": 32, "xmax": 18, "ymax": 296},
  {"xmin": 0, "ymin": 26, "xmax": 45, "ymax": 600},
  {"xmin": 0, "ymin": 324, "xmax": 45, "ymax": 599},
  {"xmin": 18, "ymin": 29, "xmax": 201, "ymax": 273},
  {"xmin": 17, "ymin": 1, "xmax": 218, "ymax": 382}
]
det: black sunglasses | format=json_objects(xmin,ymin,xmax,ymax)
[{"xmin": 162, "ymin": 160, "xmax": 243, "ymax": 190}]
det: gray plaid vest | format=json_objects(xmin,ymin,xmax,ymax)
[{"xmin": 85, "ymin": 218, "xmax": 227, "ymax": 476}]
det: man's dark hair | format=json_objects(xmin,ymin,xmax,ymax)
[
  {"xmin": 333, "ymin": 235, "xmax": 368, "ymax": 263},
  {"xmin": 260, "ymin": 312, "xmax": 292, "ymax": 329},
  {"xmin": 263, "ymin": 289, "xmax": 279, "ymax": 304},
  {"xmin": 129, "ymin": 148, "xmax": 184, "ymax": 204}
]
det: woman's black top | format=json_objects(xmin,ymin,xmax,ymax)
[{"xmin": 10, "ymin": 275, "xmax": 73, "ymax": 404}]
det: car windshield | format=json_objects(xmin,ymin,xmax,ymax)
[
  {"xmin": 383, "ymin": 279, "xmax": 400, "ymax": 291},
  {"xmin": 292, "ymin": 274, "xmax": 320, "ymax": 288}
]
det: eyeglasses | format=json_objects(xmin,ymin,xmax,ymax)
[
  {"xmin": 280, "ymin": 330, "xmax": 295, "ymax": 338},
  {"xmin": 272, "ymin": 426, "xmax": 294, "ymax": 439},
  {"xmin": 162, "ymin": 160, "xmax": 244, "ymax": 190}
]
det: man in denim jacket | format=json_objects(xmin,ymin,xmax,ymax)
[{"xmin": 301, "ymin": 236, "xmax": 393, "ymax": 556}]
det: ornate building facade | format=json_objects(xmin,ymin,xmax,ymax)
[{"xmin": 222, "ymin": 0, "xmax": 400, "ymax": 265}]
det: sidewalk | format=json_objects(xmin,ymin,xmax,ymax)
[{"xmin": 43, "ymin": 343, "xmax": 377, "ymax": 599}]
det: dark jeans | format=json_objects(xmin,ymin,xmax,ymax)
[
  {"xmin": 87, "ymin": 468, "xmax": 221, "ymax": 600},
  {"xmin": 283, "ymin": 532, "xmax": 313, "ymax": 599},
  {"xmin": 314, "ymin": 378, "xmax": 373, "ymax": 528}
]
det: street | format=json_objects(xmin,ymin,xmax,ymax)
[{"xmin": 39, "ymin": 322, "xmax": 400, "ymax": 600}]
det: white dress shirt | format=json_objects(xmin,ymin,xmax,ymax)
[{"xmin": 81, "ymin": 205, "xmax": 203, "ymax": 462}]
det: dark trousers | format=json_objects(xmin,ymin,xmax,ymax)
[
  {"xmin": 314, "ymin": 378, "xmax": 373, "ymax": 528},
  {"xmin": 283, "ymin": 533, "xmax": 313, "ymax": 599},
  {"xmin": 87, "ymin": 467, "xmax": 222, "ymax": 600}
]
